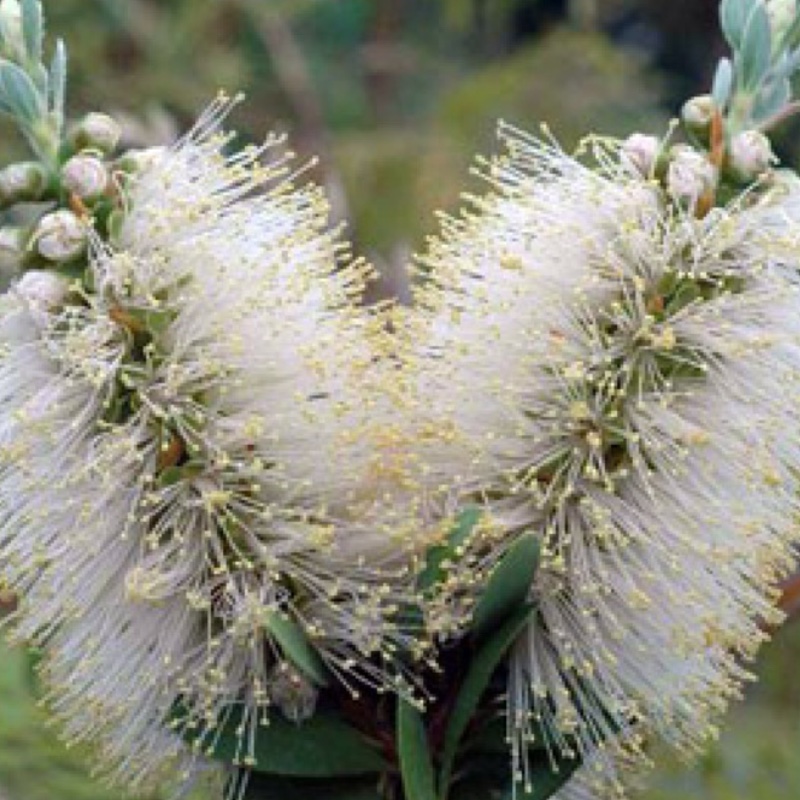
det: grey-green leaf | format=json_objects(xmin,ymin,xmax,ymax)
[
  {"xmin": 711, "ymin": 57, "xmax": 734, "ymax": 109},
  {"xmin": 739, "ymin": 2, "xmax": 772, "ymax": 90},
  {"xmin": 180, "ymin": 707, "xmax": 385, "ymax": 777},
  {"xmin": 753, "ymin": 76, "xmax": 791, "ymax": 121},
  {"xmin": 264, "ymin": 610, "xmax": 329, "ymax": 687},
  {"xmin": 397, "ymin": 699, "xmax": 437, "ymax": 800},
  {"xmin": 49, "ymin": 39, "xmax": 66, "ymax": 119},
  {"xmin": 439, "ymin": 605, "xmax": 534, "ymax": 797},
  {"xmin": 720, "ymin": 0, "xmax": 752, "ymax": 50},
  {"xmin": 21, "ymin": 0, "xmax": 43, "ymax": 65},
  {"xmin": 471, "ymin": 534, "xmax": 540, "ymax": 642},
  {"xmin": 0, "ymin": 62, "xmax": 43, "ymax": 123}
]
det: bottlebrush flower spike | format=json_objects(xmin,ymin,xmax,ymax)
[
  {"xmin": 407, "ymin": 122, "xmax": 800, "ymax": 797},
  {"xmin": 0, "ymin": 94, "xmax": 424, "ymax": 793}
]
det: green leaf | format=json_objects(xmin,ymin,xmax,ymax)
[
  {"xmin": 20, "ymin": 0, "xmax": 43, "ymax": 65},
  {"xmin": 397, "ymin": 698, "xmax": 437, "ymax": 800},
  {"xmin": 720, "ymin": 0, "xmax": 752, "ymax": 50},
  {"xmin": 439, "ymin": 605, "xmax": 534, "ymax": 797},
  {"xmin": 49, "ymin": 39, "xmax": 66, "ymax": 119},
  {"xmin": 753, "ymin": 76, "xmax": 791, "ymax": 121},
  {"xmin": 0, "ymin": 62, "xmax": 43, "ymax": 124},
  {"xmin": 471, "ymin": 534, "xmax": 540, "ymax": 642},
  {"xmin": 449, "ymin": 748, "xmax": 581, "ymax": 800},
  {"xmin": 178, "ymin": 706, "xmax": 385, "ymax": 777},
  {"xmin": 418, "ymin": 506, "xmax": 481, "ymax": 594},
  {"xmin": 739, "ymin": 2, "xmax": 772, "ymax": 89},
  {"xmin": 242, "ymin": 772, "xmax": 382, "ymax": 800},
  {"xmin": 507, "ymin": 751, "xmax": 582, "ymax": 800},
  {"xmin": 463, "ymin": 714, "xmax": 511, "ymax": 756},
  {"xmin": 711, "ymin": 57, "xmax": 734, "ymax": 109},
  {"xmin": 264, "ymin": 610, "xmax": 329, "ymax": 687}
]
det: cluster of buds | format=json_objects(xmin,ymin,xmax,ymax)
[
  {"xmin": 621, "ymin": 133, "xmax": 719, "ymax": 210},
  {"xmin": 0, "ymin": 112, "xmax": 127, "ymax": 286},
  {"xmin": 621, "ymin": 94, "xmax": 776, "ymax": 215},
  {"xmin": 681, "ymin": 93, "xmax": 775, "ymax": 183}
]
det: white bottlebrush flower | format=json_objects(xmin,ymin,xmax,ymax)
[
  {"xmin": 0, "ymin": 95, "xmax": 424, "ymax": 793},
  {"xmin": 407, "ymin": 123, "xmax": 800, "ymax": 797}
]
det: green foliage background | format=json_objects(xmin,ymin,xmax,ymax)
[{"xmin": 1, "ymin": 0, "xmax": 799, "ymax": 797}]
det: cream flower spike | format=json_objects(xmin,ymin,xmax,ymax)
[
  {"xmin": 0, "ymin": 94, "xmax": 426, "ymax": 792},
  {"xmin": 407, "ymin": 121, "xmax": 800, "ymax": 797}
]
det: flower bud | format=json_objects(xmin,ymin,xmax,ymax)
[
  {"xmin": 620, "ymin": 133, "xmax": 661, "ymax": 177},
  {"xmin": 32, "ymin": 210, "xmax": 87, "ymax": 262},
  {"xmin": 62, "ymin": 154, "xmax": 108, "ymax": 200},
  {"xmin": 727, "ymin": 130, "xmax": 775, "ymax": 183},
  {"xmin": 0, "ymin": 161, "xmax": 48, "ymax": 207},
  {"xmin": 269, "ymin": 661, "xmax": 319, "ymax": 723},
  {"xmin": 115, "ymin": 146, "xmax": 166, "ymax": 176},
  {"xmin": 767, "ymin": 0, "xmax": 797, "ymax": 48},
  {"xmin": 16, "ymin": 269, "xmax": 71, "ymax": 311},
  {"xmin": 70, "ymin": 112, "xmax": 122, "ymax": 155},
  {"xmin": 666, "ymin": 146, "xmax": 717, "ymax": 206},
  {"xmin": 681, "ymin": 94, "xmax": 715, "ymax": 139}
]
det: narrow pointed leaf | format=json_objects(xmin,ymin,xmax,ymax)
[
  {"xmin": 21, "ymin": 0, "xmax": 43, "ymax": 64},
  {"xmin": 0, "ymin": 62, "xmax": 43, "ymax": 123},
  {"xmin": 418, "ymin": 506, "xmax": 481, "ymax": 593},
  {"xmin": 719, "ymin": 0, "xmax": 752, "ymax": 49},
  {"xmin": 711, "ymin": 57, "xmax": 733, "ymax": 109},
  {"xmin": 178, "ymin": 706, "xmax": 385, "ymax": 777},
  {"xmin": 738, "ymin": 2, "xmax": 772, "ymax": 89},
  {"xmin": 397, "ymin": 698, "xmax": 437, "ymax": 800},
  {"xmin": 439, "ymin": 605, "xmax": 534, "ymax": 796},
  {"xmin": 264, "ymin": 610, "xmax": 329, "ymax": 687},
  {"xmin": 471, "ymin": 534, "xmax": 540, "ymax": 641},
  {"xmin": 49, "ymin": 39, "xmax": 66, "ymax": 120}
]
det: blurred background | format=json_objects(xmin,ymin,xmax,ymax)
[{"xmin": 1, "ymin": 0, "xmax": 799, "ymax": 798}]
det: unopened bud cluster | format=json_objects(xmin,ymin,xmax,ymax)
[
  {"xmin": 0, "ymin": 110, "xmax": 128, "ymax": 285},
  {"xmin": 621, "ymin": 96, "xmax": 777, "ymax": 214}
]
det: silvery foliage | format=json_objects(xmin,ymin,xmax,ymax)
[
  {"xmin": 0, "ymin": 0, "xmax": 66, "ymax": 162},
  {"xmin": 715, "ymin": 0, "xmax": 800, "ymax": 129}
]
